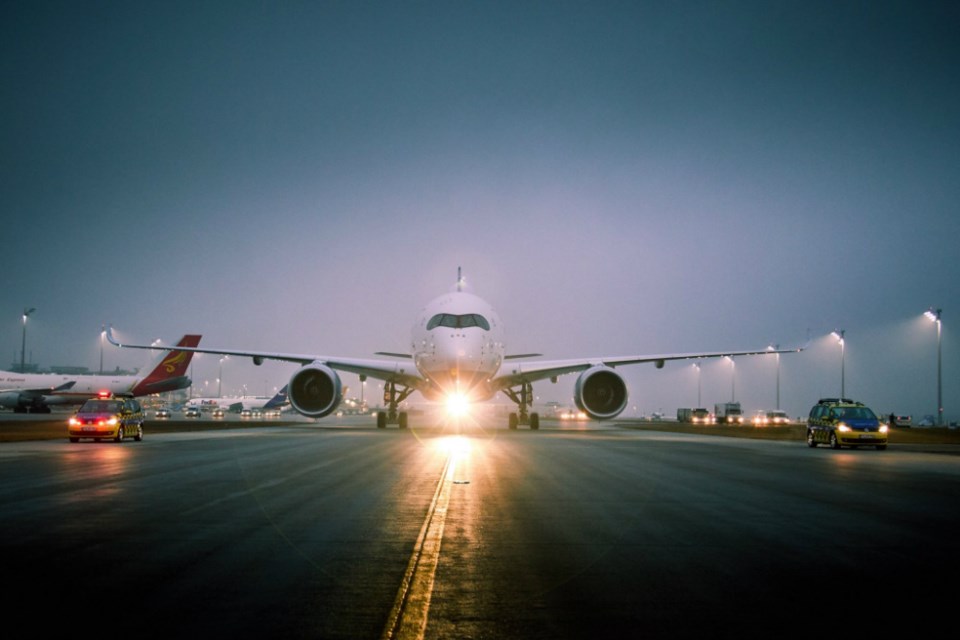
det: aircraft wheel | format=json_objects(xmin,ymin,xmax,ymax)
[
  {"xmin": 377, "ymin": 412, "xmax": 387, "ymax": 429},
  {"xmin": 530, "ymin": 413, "xmax": 540, "ymax": 430},
  {"xmin": 508, "ymin": 413, "xmax": 518, "ymax": 429},
  {"xmin": 398, "ymin": 412, "xmax": 408, "ymax": 429}
]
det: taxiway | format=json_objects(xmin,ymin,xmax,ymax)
[{"xmin": 2, "ymin": 418, "xmax": 958, "ymax": 638}]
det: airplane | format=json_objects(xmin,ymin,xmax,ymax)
[
  {"xmin": 188, "ymin": 385, "xmax": 289, "ymax": 413},
  {"xmin": 107, "ymin": 270, "xmax": 801, "ymax": 429},
  {"xmin": 0, "ymin": 335, "xmax": 202, "ymax": 413}
]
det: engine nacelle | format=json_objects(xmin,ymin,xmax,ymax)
[
  {"xmin": 288, "ymin": 363, "xmax": 342, "ymax": 418},
  {"xmin": 0, "ymin": 391, "xmax": 26, "ymax": 409},
  {"xmin": 574, "ymin": 366, "xmax": 628, "ymax": 420}
]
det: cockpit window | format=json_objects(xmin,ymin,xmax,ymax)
[{"xmin": 426, "ymin": 313, "xmax": 491, "ymax": 331}]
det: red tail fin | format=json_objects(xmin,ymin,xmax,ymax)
[{"xmin": 130, "ymin": 335, "xmax": 202, "ymax": 396}]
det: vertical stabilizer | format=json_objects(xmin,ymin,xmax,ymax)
[
  {"xmin": 263, "ymin": 385, "xmax": 289, "ymax": 409},
  {"xmin": 129, "ymin": 335, "xmax": 202, "ymax": 395}
]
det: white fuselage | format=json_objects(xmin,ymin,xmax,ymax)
[
  {"xmin": 410, "ymin": 290, "xmax": 505, "ymax": 402},
  {"xmin": 0, "ymin": 371, "xmax": 139, "ymax": 406},
  {"xmin": 188, "ymin": 396, "xmax": 277, "ymax": 410}
]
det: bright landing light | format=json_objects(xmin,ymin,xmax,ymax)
[{"xmin": 445, "ymin": 392, "xmax": 471, "ymax": 418}]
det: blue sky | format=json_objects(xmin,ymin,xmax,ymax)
[{"xmin": 2, "ymin": 1, "xmax": 957, "ymax": 420}]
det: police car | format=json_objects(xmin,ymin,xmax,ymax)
[
  {"xmin": 806, "ymin": 398, "xmax": 888, "ymax": 450},
  {"xmin": 68, "ymin": 392, "xmax": 145, "ymax": 443}
]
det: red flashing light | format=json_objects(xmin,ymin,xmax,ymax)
[{"xmin": 97, "ymin": 390, "xmax": 111, "ymax": 399}]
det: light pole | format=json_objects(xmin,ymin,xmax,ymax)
[
  {"xmin": 726, "ymin": 356, "xmax": 736, "ymax": 402},
  {"xmin": 924, "ymin": 307, "xmax": 943, "ymax": 426},
  {"xmin": 831, "ymin": 330, "xmax": 845, "ymax": 398},
  {"xmin": 218, "ymin": 356, "xmax": 228, "ymax": 398},
  {"xmin": 768, "ymin": 345, "xmax": 781, "ymax": 410},
  {"xmin": 99, "ymin": 325, "xmax": 105, "ymax": 375},
  {"xmin": 693, "ymin": 363, "xmax": 701, "ymax": 408},
  {"xmin": 20, "ymin": 307, "xmax": 36, "ymax": 373}
]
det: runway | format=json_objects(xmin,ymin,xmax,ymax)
[{"xmin": 3, "ymin": 418, "xmax": 959, "ymax": 638}]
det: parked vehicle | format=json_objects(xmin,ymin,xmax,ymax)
[{"xmin": 714, "ymin": 402, "xmax": 743, "ymax": 424}]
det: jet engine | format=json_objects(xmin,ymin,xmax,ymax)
[
  {"xmin": 573, "ymin": 366, "xmax": 628, "ymax": 420},
  {"xmin": 288, "ymin": 363, "xmax": 342, "ymax": 418},
  {"xmin": 0, "ymin": 392, "xmax": 50, "ymax": 413},
  {"xmin": 0, "ymin": 392, "xmax": 25, "ymax": 410}
]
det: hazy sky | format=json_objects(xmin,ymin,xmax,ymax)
[{"xmin": 2, "ymin": 1, "xmax": 957, "ymax": 420}]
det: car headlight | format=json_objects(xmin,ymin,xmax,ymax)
[
  {"xmin": 837, "ymin": 423, "xmax": 850, "ymax": 432},
  {"xmin": 879, "ymin": 425, "xmax": 889, "ymax": 433}
]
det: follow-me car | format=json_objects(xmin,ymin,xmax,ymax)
[
  {"xmin": 68, "ymin": 393, "xmax": 144, "ymax": 443},
  {"xmin": 806, "ymin": 398, "xmax": 888, "ymax": 450}
]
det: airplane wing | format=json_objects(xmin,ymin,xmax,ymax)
[
  {"xmin": 106, "ymin": 326, "xmax": 427, "ymax": 390},
  {"xmin": 491, "ymin": 346, "xmax": 802, "ymax": 392},
  {"xmin": 0, "ymin": 381, "xmax": 76, "ymax": 395}
]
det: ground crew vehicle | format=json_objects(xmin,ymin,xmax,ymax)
[
  {"xmin": 714, "ymin": 402, "xmax": 743, "ymax": 424},
  {"xmin": 753, "ymin": 409, "xmax": 790, "ymax": 425},
  {"xmin": 678, "ymin": 408, "xmax": 711, "ymax": 423},
  {"xmin": 766, "ymin": 410, "xmax": 790, "ymax": 424},
  {"xmin": 68, "ymin": 393, "xmax": 144, "ymax": 443},
  {"xmin": 806, "ymin": 398, "xmax": 887, "ymax": 450}
]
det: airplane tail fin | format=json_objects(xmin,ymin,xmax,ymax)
[
  {"xmin": 130, "ymin": 335, "xmax": 202, "ymax": 396},
  {"xmin": 263, "ymin": 385, "xmax": 288, "ymax": 409}
]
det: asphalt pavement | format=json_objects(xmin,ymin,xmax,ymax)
[{"xmin": 2, "ymin": 418, "xmax": 959, "ymax": 639}]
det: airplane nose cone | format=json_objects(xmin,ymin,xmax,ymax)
[{"xmin": 431, "ymin": 330, "xmax": 495, "ymax": 387}]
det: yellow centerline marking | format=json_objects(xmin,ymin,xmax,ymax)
[{"xmin": 381, "ymin": 448, "xmax": 458, "ymax": 640}]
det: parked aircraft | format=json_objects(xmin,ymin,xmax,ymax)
[
  {"xmin": 0, "ymin": 335, "xmax": 201, "ymax": 413},
  {"xmin": 107, "ymin": 270, "xmax": 800, "ymax": 429},
  {"xmin": 188, "ymin": 385, "xmax": 289, "ymax": 413}
]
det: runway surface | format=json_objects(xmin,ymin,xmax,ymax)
[{"xmin": 3, "ymin": 418, "xmax": 958, "ymax": 638}]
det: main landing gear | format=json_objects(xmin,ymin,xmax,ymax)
[
  {"xmin": 15, "ymin": 403, "xmax": 51, "ymax": 414},
  {"xmin": 502, "ymin": 382, "xmax": 539, "ymax": 430},
  {"xmin": 377, "ymin": 381, "xmax": 414, "ymax": 428}
]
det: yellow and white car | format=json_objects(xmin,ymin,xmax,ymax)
[
  {"xmin": 68, "ymin": 394, "xmax": 144, "ymax": 443},
  {"xmin": 806, "ymin": 398, "xmax": 887, "ymax": 450}
]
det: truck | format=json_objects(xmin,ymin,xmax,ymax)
[
  {"xmin": 714, "ymin": 402, "xmax": 743, "ymax": 424},
  {"xmin": 678, "ymin": 408, "xmax": 712, "ymax": 424}
]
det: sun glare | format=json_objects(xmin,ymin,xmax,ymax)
[{"xmin": 445, "ymin": 392, "xmax": 470, "ymax": 418}]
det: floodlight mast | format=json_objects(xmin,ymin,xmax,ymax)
[
  {"xmin": 831, "ymin": 330, "xmax": 845, "ymax": 398},
  {"xmin": 925, "ymin": 308, "xmax": 943, "ymax": 426},
  {"xmin": 21, "ymin": 307, "xmax": 36, "ymax": 373},
  {"xmin": 767, "ymin": 345, "xmax": 781, "ymax": 411}
]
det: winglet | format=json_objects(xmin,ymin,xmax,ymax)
[{"xmin": 104, "ymin": 324, "xmax": 121, "ymax": 347}]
